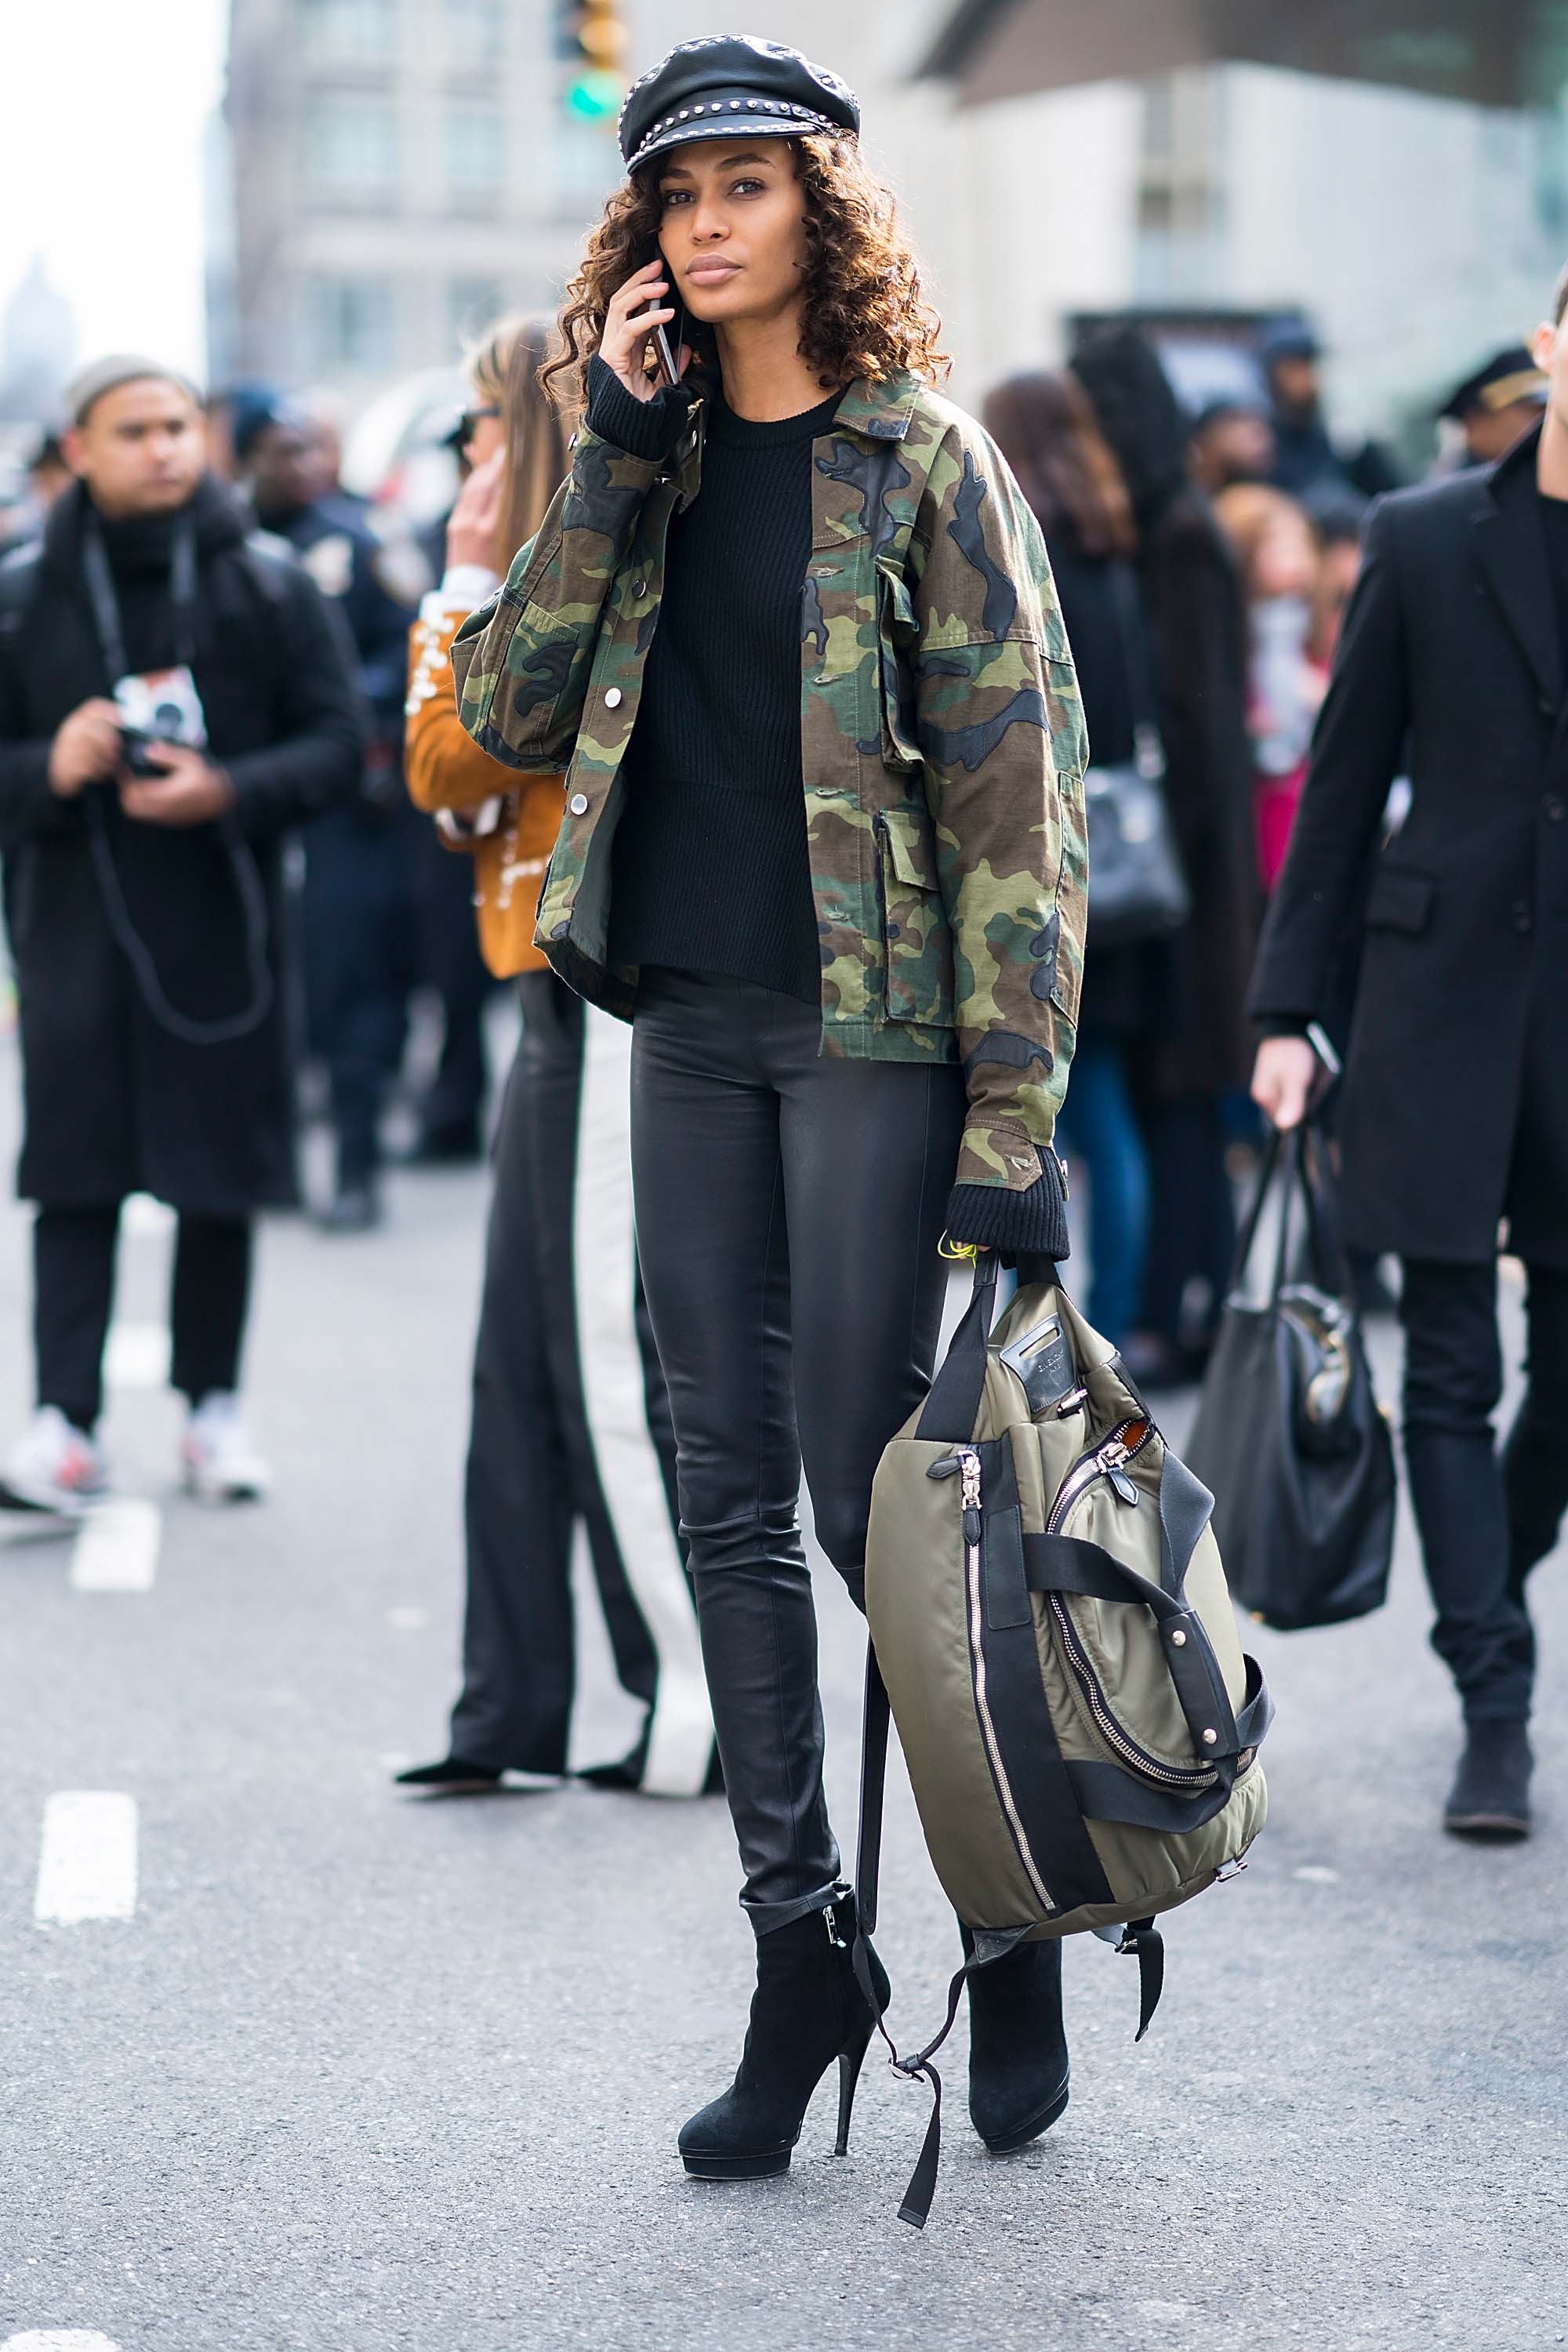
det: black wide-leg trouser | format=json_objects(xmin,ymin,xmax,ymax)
[{"xmin": 630, "ymin": 969, "xmax": 966, "ymax": 1934}]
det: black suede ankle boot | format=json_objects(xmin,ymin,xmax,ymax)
[
  {"xmin": 962, "ymin": 1925, "xmax": 1070, "ymax": 2154},
  {"xmin": 679, "ymin": 1886, "xmax": 889, "ymax": 2180}
]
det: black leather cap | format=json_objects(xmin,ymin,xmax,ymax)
[{"xmin": 619, "ymin": 34, "xmax": 859, "ymax": 175}]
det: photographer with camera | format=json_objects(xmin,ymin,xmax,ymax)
[{"xmin": 0, "ymin": 356, "xmax": 361, "ymax": 1515}]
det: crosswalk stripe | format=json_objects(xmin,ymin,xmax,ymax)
[
  {"xmin": 70, "ymin": 1501, "xmax": 160, "ymax": 1593},
  {"xmin": 103, "ymin": 1321, "xmax": 170, "ymax": 1388},
  {"xmin": 3, "ymin": 2335, "xmax": 125, "ymax": 2349},
  {"xmin": 34, "ymin": 1793, "xmax": 138, "ymax": 1925}
]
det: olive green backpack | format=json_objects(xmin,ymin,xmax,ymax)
[{"xmin": 855, "ymin": 1254, "xmax": 1272, "ymax": 2225}]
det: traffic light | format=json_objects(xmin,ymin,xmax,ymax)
[{"xmin": 556, "ymin": 0, "xmax": 627, "ymax": 125}]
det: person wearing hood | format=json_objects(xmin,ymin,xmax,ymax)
[
  {"xmin": 1071, "ymin": 327, "xmax": 1258, "ymax": 1379},
  {"xmin": 234, "ymin": 387, "xmax": 475, "ymax": 1231},
  {"xmin": 0, "ymin": 358, "xmax": 361, "ymax": 1515}
]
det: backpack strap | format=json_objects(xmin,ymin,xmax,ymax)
[{"xmin": 914, "ymin": 1250, "xmax": 1003, "ymax": 1441}]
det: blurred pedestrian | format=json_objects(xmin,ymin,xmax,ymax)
[
  {"xmin": 0, "ymin": 358, "xmax": 359, "ymax": 1514},
  {"xmin": 395, "ymin": 315, "xmax": 715, "ymax": 1798},
  {"xmin": 1073, "ymin": 327, "xmax": 1257, "ymax": 1381},
  {"xmin": 26, "ymin": 430, "xmax": 72, "ymax": 512},
  {"xmin": 985, "ymin": 367, "xmax": 1170, "ymax": 1348},
  {"xmin": 238, "ymin": 388, "xmax": 465, "ymax": 1226},
  {"xmin": 1189, "ymin": 398, "xmax": 1275, "ymax": 497},
  {"xmin": 1250, "ymin": 263, "xmax": 1568, "ymax": 1840},
  {"xmin": 1262, "ymin": 321, "xmax": 1399, "ymax": 506},
  {"xmin": 1214, "ymin": 482, "xmax": 1326, "ymax": 891},
  {"xmin": 1436, "ymin": 346, "xmax": 1548, "ymax": 471},
  {"xmin": 455, "ymin": 37, "xmax": 1087, "ymax": 2187}
]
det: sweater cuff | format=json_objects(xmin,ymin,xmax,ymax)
[
  {"xmin": 586, "ymin": 354, "xmax": 694, "ymax": 463},
  {"xmin": 946, "ymin": 1149, "xmax": 1070, "ymax": 1264}
]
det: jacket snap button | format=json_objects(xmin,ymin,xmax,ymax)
[
  {"xmin": 569, "ymin": 793, "xmax": 589, "ymax": 815},
  {"xmin": 632, "ymin": 580, "xmax": 647, "ymax": 598},
  {"xmin": 1171, "ymin": 1629, "xmax": 1188, "ymax": 1646},
  {"xmin": 604, "ymin": 686, "xmax": 623, "ymax": 708}
]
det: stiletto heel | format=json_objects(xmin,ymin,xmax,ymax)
[
  {"xmin": 679, "ymin": 1886, "xmax": 890, "ymax": 2180},
  {"xmin": 834, "ymin": 2024, "xmax": 874, "ymax": 2156}
]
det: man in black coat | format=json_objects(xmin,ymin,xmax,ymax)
[
  {"xmin": 0, "ymin": 357, "xmax": 360, "ymax": 1515},
  {"xmin": 1251, "ymin": 267, "xmax": 1568, "ymax": 1838}
]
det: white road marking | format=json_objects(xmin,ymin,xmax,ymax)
[
  {"xmin": 3, "ymin": 2335, "xmax": 125, "ymax": 2350},
  {"xmin": 122, "ymin": 1192, "xmax": 175, "ymax": 1239},
  {"xmin": 34, "ymin": 1793, "xmax": 138, "ymax": 1925},
  {"xmin": 1294, "ymin": 1864, "xmax": 1341, "ymax": 1884},
  {"xmin": 387, "ymin": 1606, "xmax": 429, "ymax": 1632},
  {"xmin": 103, "ymin": 1321, "xmax": 170, "ymax": 1388},
  {"xmin": 70, "ymin": 1501, "xmax": 160, "ymax": 1593}
]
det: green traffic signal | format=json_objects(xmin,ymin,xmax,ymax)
[{"xmin": 565, "ymin": 67, "xmax": 622, "ymax": 122}]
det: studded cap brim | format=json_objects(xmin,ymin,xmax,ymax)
[{"xmin": 626, "ymin": 90, "xmax": 851, "ymax": 174}]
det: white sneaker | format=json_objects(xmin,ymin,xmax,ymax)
[
  {"xmin": 183, "ymin": 1392, "xmax": 270, "ymax": 1504},
  {"xmin": 0, "ymin": 1406, "xmax": 110, "ymax": 1516}
]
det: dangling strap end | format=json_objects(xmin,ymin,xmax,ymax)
[
  {"xmin": 895, "ymin": 2062, "xmax": 944, "ymax": 2230},
  {"xmin": 1118, "ymin": 1918, "xmax": 1165, "ymax": 2042}
]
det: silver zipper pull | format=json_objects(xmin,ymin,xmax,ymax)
[{"xmin": 823, "ymin": 1901, "xmax": 847, "ymax": 1949}]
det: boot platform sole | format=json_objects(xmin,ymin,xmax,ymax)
[
  {"xmin": 980, "ymin": 2077, "xmax": 1070, "ymax": 2156},
  {"xmin": 681, "ymin": 2141, "xmax": 797, "ymax": 2181},
  {"xmin": 1444, "ymin": 1810, "xmax": 1530, "ymax": 1840}
]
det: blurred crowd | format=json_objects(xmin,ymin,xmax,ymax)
[{"xmin": 0, "ymin": 310, "xmax": 1550, "ymax": 1361}]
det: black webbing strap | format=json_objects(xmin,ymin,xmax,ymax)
[
  {"xmin": 1065, "ymin": 1759, "xmax": 1230, "ymax": 1835},
  {"xmin": 914, "ymin": 1252, "xmax": 1000, "ymax": 1443},
  {"xmin": 1156, "ymin": 1447, "xmax": 1216, "ymax": 1601},
  {"xmin": 853, "ymin": 1640, "xmax": 1040, "ymax": 2230},
  {"xmin": 855, "ymin": 1645, "xmax": 891, "ymax": 1937},
  {"xmin": 980, "ymin": 1452, "xmax": 1115, "ymax": 1915},
  {"xmin": 1124, "ymin": 1919, "xmax": 1164, "ymax": 2039}
]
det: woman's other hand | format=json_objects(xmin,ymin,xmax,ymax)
[{"xmin": 445, "ymin": 448, "xmax": 506, "ymax": 573}]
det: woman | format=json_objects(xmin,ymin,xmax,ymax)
[
  {"xmin": 984, "ymin": 368, "xmax": 1170, "ymax": 1351},
  {"xmin": 395, "ymin": 315, "xmax": 715, "ymax": 1802},
  {"xmin": 453, "ymin": 40, "xmax": 1088, "ymax": 2184},
  {"xmin": 1213, "ymin": 481, "xmax": 1326, "ymax": 891}
]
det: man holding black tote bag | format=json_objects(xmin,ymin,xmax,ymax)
[{"xmin": 1250, "ymin": 267, "xmax": 1568, "ymax": 1841}]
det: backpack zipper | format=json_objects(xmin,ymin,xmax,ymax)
[
  {"xmin": 1044, "ymin": 1419, "xmax": 1218, "ymax": 1791},
  {"xmin": 1045, "ymin": 1417, "xmax": 1154, "ymax": 1534},
  {"xmin": 958, "ymin": 1446, "xmax": 1056, "ymax": 1912}
]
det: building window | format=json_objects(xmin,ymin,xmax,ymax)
[
  {"xmin": 445, "ymin": 100, "xmax": 505, "ymax": 209},
  {"xmin": 443, "ymin": 0, "xmax": 502, "ymax": 73},
  {"xmin": 307, "ymin": 275, "xmax": 394, "ymax": 372},
  {"xmin": 448, "ymin": 276, "xmax": 509, "ymax": 351},
  {"xmin": 296, "ymin": 0, "xmax": 395, "ymax": 64},
  {"xmin": 305, "ymin": 92, "xmax": 398, "ymax": 201}
]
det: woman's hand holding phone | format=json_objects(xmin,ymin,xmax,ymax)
[{"xmin": 599, "ymin": 260, "xmax": 687, "ymax": 404}]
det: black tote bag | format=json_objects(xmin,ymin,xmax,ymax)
[{"xmin": 1185, "ymin": 1123, "xmax": 1396, "ymax": 1631}]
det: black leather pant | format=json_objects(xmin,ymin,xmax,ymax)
[
  {"xmin": 630, "ymin": 970, "xmax": 965, "ymax": 1933},
  {"xmin": 1400, "ymin": 1259, "xmax": 1568, "ymax": 1722}
]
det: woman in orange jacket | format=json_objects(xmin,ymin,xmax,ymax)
[{"xmin": 396, "ymin": 316, "xmax": 715, "ymax": 1797}]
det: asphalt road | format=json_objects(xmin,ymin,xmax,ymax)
[{"xmin": 0, "ymin": 1015, "xmax": 1563, "ymax": 2352}]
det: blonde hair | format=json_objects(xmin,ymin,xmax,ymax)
[{"xmin": 466, "ymin": 314, "xmax": 576, "ymax": 577}]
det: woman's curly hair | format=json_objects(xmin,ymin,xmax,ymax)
[{"xmin": 543, "ymin": 136, "xmax": 949, "ymax": 405}]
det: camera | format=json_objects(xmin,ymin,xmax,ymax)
[{"xmin": 119, "ymin": 724, "xmax": 162, "ymax": 779}]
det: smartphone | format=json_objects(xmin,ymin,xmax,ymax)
[{"xmin": 630, "ymin": 291, "xmax": 681, "ymax": 388}]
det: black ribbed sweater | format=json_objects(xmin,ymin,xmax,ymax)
[{"xmin": 593, "ymin": 356, "xmax": 837, "ymax": 1004}]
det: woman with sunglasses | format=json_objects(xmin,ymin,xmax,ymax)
[
  {"xmin": 455, "ymin": 42, "xmax": 1087, "ymax": 2187},
  {"xmin": 395, "ymin": 314, "xmax": 716, "ymax": 1805}
]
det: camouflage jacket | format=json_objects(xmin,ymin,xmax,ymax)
[{"xmin": 452, "ymin": 368, "xmax": 1088, "ymax": 1202}]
